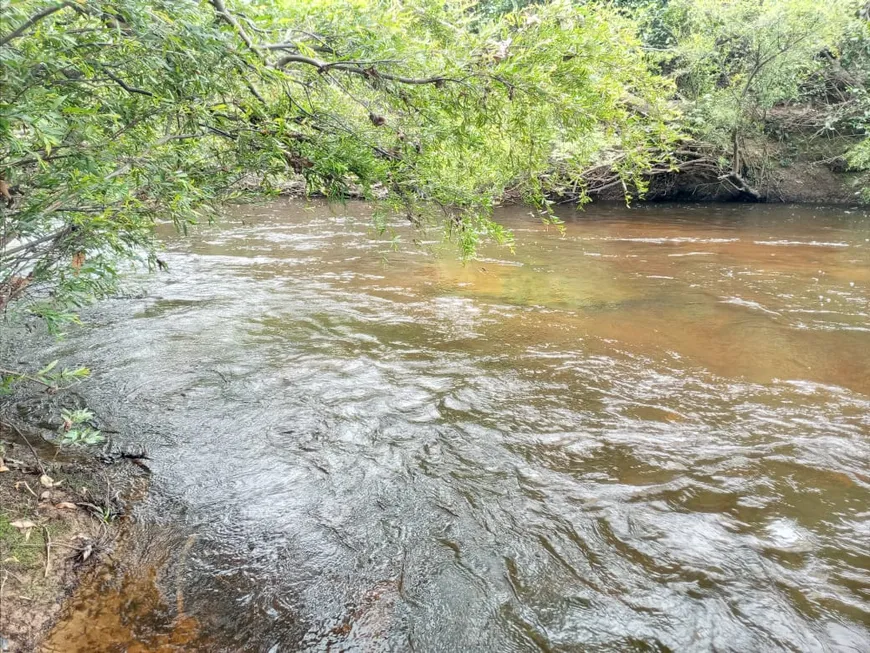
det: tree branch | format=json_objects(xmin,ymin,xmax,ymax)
[
  {"xmin": 207, "ymin": 5, "xmax": 448, "ymax": 86},
  {"xmin": 274, "ymin": 54, "xmax": 452, "ymax": 85},
  {"xmin": 0, "ymin": 2, "xmax": 69, "ymax": 47},
  {"xmin": 102, "ymin": 69, "xmax": 154, "ymax": 97},
  {"xmin": 262, "ymin": 42, "xmax": 301, "ymax": 51},
  {"xmin": 0, "ymin": 419, "xmax": 47, "ymax": 476},
  {"xmin": 1, "ymin": 225, "xmax": 71, "ymax": 259},
  {"xmin": 209, "ymin": 0, "xmax": 261, "ymax": 58},
  {"xmin": 155, "ymin": 133, "xmax": 204, "ymax": 145}
]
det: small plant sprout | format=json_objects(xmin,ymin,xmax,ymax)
[{"xmin": 59, "ymin": 408, "xmax": 104, "ymax": 446}]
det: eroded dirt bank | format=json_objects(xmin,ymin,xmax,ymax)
[{"xmin": 0, "ymin": 419, "xmax": 148, "ymax": 651}]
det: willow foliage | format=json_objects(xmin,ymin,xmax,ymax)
[{"xmin": 0, "ymin": 0, "xmax": 677, "ymax": 323}]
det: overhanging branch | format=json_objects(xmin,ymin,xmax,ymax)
[
  {"xmin": 1, "ymin": 225, "xmax": 72, "ymax": 259},
  {"xmin": 209, "ymin": 0, "xmax": 261, "ymax": 58},
  {"xmin": 274, "ymin": 54, "xmax": 453, "ymax": 86},
  {"xmin": 206, "ymin": 2, "xmax": 452, "ymax": 87},
  {"xmin": 0, "ymin": 2, "xmax": 70, "ymax": 47},
  {"xmin": 103, "ymin": 69, "xmax": 154, "ymax": 97}
]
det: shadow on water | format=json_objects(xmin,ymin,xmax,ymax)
[{"xmin": 32, "ymin": 200, "xmax": 870, "ymax": 651}]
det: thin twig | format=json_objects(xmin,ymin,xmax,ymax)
[
  {"xmin": 19, "ymin": 480, "xmax": 38, "ymax": 499},
  {"xmin": 102, "ymin": 69, "xmax": 154, "ymax": 97},
  {"xmin": 0, "ymin": 570, "xmax": 7, "ymax": 621},
  {"xmin": 0, "ymin": 367, "xmax": 55, "ymax": 389},
  {"xmin": 43, "ymin": 526, "xmax": 52, "ymax": 578},
  {"xmin": 0, "ymin": 419, "xmax": 47, "ymax": 476}
]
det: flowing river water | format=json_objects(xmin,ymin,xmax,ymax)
[{"xmin": 31, "ymin": 201, "xmax": 870, "ymax": 651}]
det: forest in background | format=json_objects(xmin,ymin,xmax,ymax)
[{"xmin": 1, "ymin": 0, "xmax": 869, "ymax": 334}]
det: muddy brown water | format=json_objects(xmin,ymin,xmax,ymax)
[{"xmin": 31, "ymin": 201, "xmax": 870, "ymax": 651}]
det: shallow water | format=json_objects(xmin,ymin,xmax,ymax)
[{"xmin": 37, "ymin": 201, "xmax": 870, "ymax": 651}]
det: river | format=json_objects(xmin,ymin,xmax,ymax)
[{"xmin": 36, "ymin": 200, "xmax": 870, "ymax": 651}]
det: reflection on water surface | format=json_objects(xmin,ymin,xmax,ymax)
[{"xmin": 42, "ymin": 201, "xmax": 869, "ymax": 651}]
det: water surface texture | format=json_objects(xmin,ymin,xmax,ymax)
[{"xmin": 42, "ymin": 201, "xmax": 870, "ymax": 651}]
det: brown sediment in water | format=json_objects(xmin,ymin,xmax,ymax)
[
  {"xmin": 39, "ymin": 524, "xmax": 206, "ymax": 652},
  {"xmin": 41, "ymin": 564, "xmax": 205, "ymax": 653}
]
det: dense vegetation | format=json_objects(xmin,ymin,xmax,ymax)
[
  {"xmin": 1, "ymin": 0, "xmax": 868, "ymax": 333},
  {"xmin": 651, "ymin": 0, "xmax": 870, "ymax": 199}
]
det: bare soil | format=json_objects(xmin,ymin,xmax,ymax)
[{"xmin": 0, "ymin": 424, "xmax": 147, "ymax": 652}]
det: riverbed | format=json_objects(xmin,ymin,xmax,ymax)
[{"xmin": 37, "ymin": 201, "xmax": 870, "ymax": 651}]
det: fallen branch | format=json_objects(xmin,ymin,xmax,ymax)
[
  {"xmin": 0, "ymin": 570, "xmax": 7, "ymax": 621},
  {"xmin": 19, "ymin": 480, "xmax": 39, "ymax": 499}
]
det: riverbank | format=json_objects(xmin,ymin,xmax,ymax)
[
  {"xmin": 606, "ymin": 134, "xmax": 867, "ymax": 205},
  {"xmin": 261, "ymin": 138, "xmax": 868, "ymax": 207},
  {"xmin": 0, "ymin": 420, "xmax": 148, "ymax": 651}
]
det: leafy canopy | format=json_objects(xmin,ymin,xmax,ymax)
[{"xmin": 0, "ymin": 0, "xmax": 675, "ymax": 326}]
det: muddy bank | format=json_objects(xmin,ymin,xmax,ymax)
[
  {"xmin": 639, "ymin": 163, "xmax": 865, "ymax": 206},
  {"xmin": 621, "ymin": 162, "xmax": 864, "ymax": 204},
  {"xmin": 585, "ymin": 140, "xmax": 866, "ymax": 205},
  {"xmin": 0, "ymin": 419, "xmax": 148, "ymax": 651}
]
